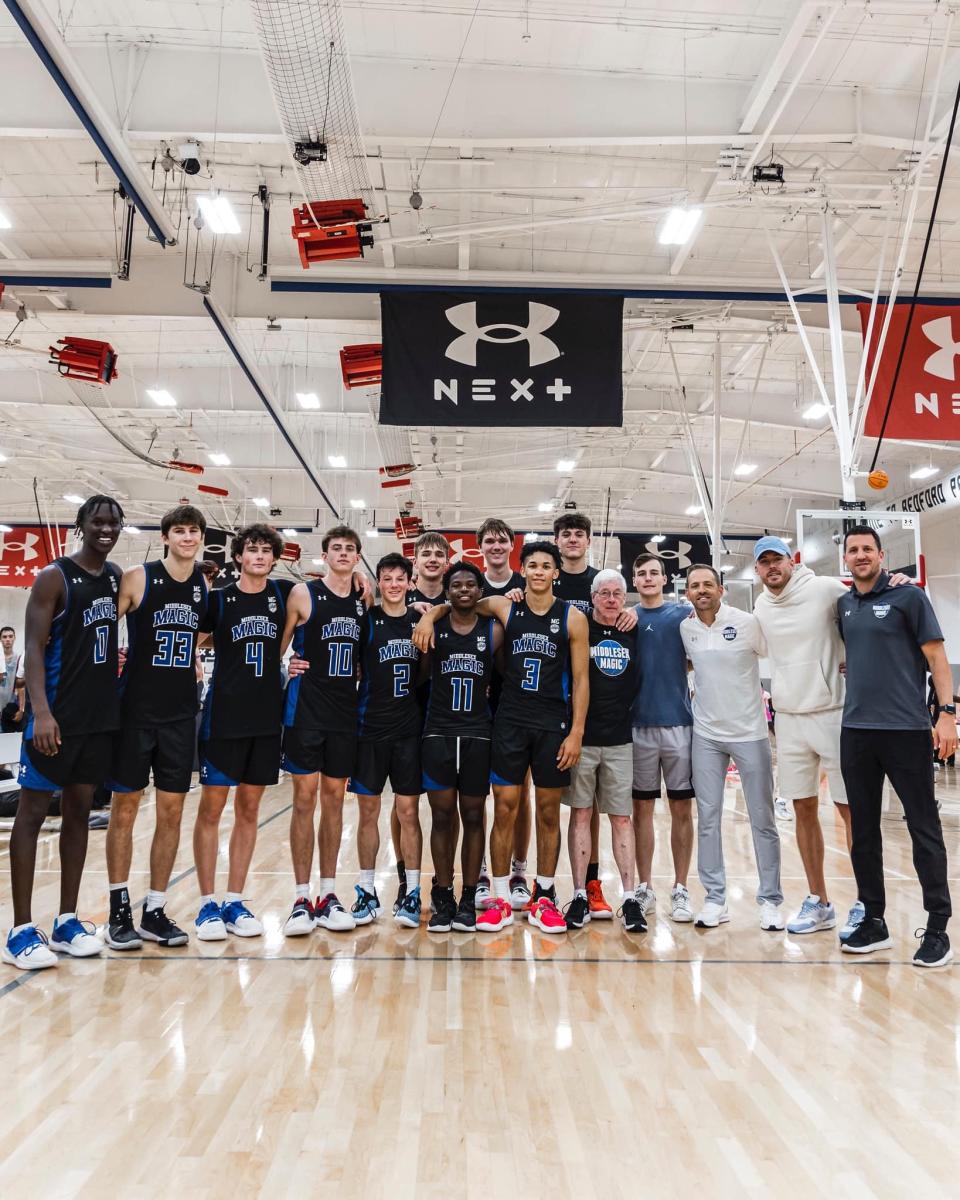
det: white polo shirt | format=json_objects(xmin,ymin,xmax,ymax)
[{"xmin": 680, "ymin": 602, "xmax": 768, "ymax": 742}]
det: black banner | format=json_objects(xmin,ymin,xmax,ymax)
[
  {"xmin": 619, "ymin": 533, "xmax": 713, "ymax": 588},
  {"xmin": 380, "ymin": 291, "xmax": 623, "ymax": 427}
]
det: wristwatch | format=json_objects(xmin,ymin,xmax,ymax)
[{"xmin": 940, "ymin": 703, "xmax": 957, "ymax": 716}]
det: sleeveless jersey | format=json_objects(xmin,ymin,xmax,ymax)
[
  {"xmin": 408, "ymin": 586, "xmax": 445, "ymax": 608},
  {"xmin": 285, "ymin": 579, "xmax": 364, "ymax": 732},
  {"xmin": 424, "ymin": 615, "xmax": 495, "ymax": 738},
  {"xmin": 357, "ymin": 606, "xmax": 421, "ymax": 741},
  {"xmin": 121, "ymin": 560, "xmax": 208, "ymax": 726},
  {"xmin": 199, "ymin": 580, "xmax": 286, "ymax": 739},
  {"xmin": 32, "ymin": 557, "xmax": 121, "ymax": 737},
  {"xmin": 496, "ymin": 598, "xmax": 571, "ymax": 733},
  {"xmin": 482, "ymin": 571, "xmax": 523, "ymax": 598},
  {"xmin": 554, "ymin": 565, "xmax": 598, "ymax": 615}
]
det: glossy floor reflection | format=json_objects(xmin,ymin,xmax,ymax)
[{"xmin": 1, "ymin": 767, "xmax": 959, "ymax": 1198}]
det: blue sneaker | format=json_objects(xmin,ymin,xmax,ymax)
[
  {"xmin": 49, "ymin": 916, "xmax": 103, "ymax": 958},
  {"xmin": 221, "ymin": 900, "xmax": 263, "ymax": 938},
  {"xmin": 787, "ymin": 895, "xmax": 837, "ymax": 935},
  {"xmin": 195, "ymin": 900, "xmax": 227, "ymax": 942},
  {"xmin": 839, "ymin": 900, "xmax": 866, "ymax": 944},
  {"xmin": 351, "ymin": 885, "xmax": 381, "ymax": 926},
  {"xmin": 3, "ymin": 925, "xmax": 58, "ymax": 971},
  {"xmin": 394, "ymin": 885, "xmax": 422, "ymax": 929}
]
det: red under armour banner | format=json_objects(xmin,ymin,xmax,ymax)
[
  {"xmin": 860, "ymin": 302, "xmax": 960, "ymax": 439},
  {"xmin": 379, "ymin": 292, "xmax": 623, "ymax": 427},
  {"xmin": 0, "ymin": 525, "xmax": 70, "ymax": 586}
]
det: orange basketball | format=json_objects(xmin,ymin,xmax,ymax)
[{"xmin": 868, "ymin": 469, "xmax": 889, "ymax": 490}]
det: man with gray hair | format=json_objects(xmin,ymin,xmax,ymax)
[{"xmin": 563, "ymin": 569, "xmax": 646, "ymax": 932}]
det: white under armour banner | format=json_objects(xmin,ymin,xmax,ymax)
[{"xmin": 378, "ymin": 290, "xmax": 623, "ymax": 427}]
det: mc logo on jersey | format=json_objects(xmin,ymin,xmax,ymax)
[
  {"xmin": 193, "ymin": 585, "xmax": 202, "ymax": 603},
  {"xmin": 444, "ymin": 302, "xmax": 560, "ymax": 368},
  {"xmin": 268, "ymin": 594, "xmax": 277, "ymax": 614},
  {"xmin": 550, "ymin": 618, "xmax": 560, "ymax": 633}
]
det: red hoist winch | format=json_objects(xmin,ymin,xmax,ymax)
[
  {"xmin": 48, "ymin": 336, "xmax": 119, "ymax": 385},
  {"xmin": 290, "ymin": 199, "xmax": 374, "ymax": 268},
  {"xmin": 340, "ymin": 343, "xmax": 382, "ymax": 389}
]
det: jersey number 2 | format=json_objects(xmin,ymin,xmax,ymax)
[{"xmin": 393, "ymin": 663, "xmax": 410, "ymax": 698}]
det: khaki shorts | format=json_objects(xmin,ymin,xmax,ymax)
[
  {"xmin": 563, "ymin": 743, "xmax": 632, "ymax": 816},
  {"xmin": 775, "ymin": 709, "xmax": 847, "ymax": 804}
]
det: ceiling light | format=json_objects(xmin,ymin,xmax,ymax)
[
  {"xmin": 524, "ymin": 531, "xmax": 539, "ymax": 541},
  {"xmin": 685, "ymin": 504, "xmax": 703, "ymax": 515},
  {"xmin": 658, "ymin": 206, "xmax": 703, "ymax": 246},
  {"xmin": 721, "ymin": 560, "xmax": 736, "ymax": 569},
  {"xmin": 196, "ymin": 194, "xmax": 241, "ymax": 235},
  {"xmin": 556, "ymin": 459, "xmax": 575, "ymax": 472},
  {"xmin": 652, "ymin": 534, "xmax": 666, "ymax": 543},
  {"xmin": 251, "ymin": 497, "xmax": 270, "ymax": 508},
  {"xmin": 537, "ymin": 502, "xmax": 553, "ymax": 512},
  {"xmin": 282, "ymin": 528, "xmax": 297, "ymax": 538},
  {"xmin": 63, "ymin": 493, "xmax": 84, "ymax": 504},
  {"xmin": 350, "ymin": 499, "xmax": 366, "ymax": 509},
  {"xmin": 208, "ymin": 452, "xmax": 230, "ymax": 466},
  {"xmin": 0, "ymin": 451, "xmax": 7, "ymax": 462},
  {"xmin": 734, "ymin": 463, "xmax": 757, "ymax": 476},
  {"xmin": 366, "ymin": 528, "xmax": 380, "ymax": 538},
  {"xmin": 803, "ymin": 403, "xmax": 829, "ymax": 421},
  {"xmin": 147, "ymin": 388, "xmax": 176, "ymax": 408},
  {"xmin": 328, "ymin": 454, "xmax": 347, "ymax": 469},
  {"xmin": 782, "ymin": 535, "xmax": 793, "ymax": 545},
  {"xmin": 0, "ymin": 523, "xmax": 12, "ymax": 533},
  {"xmin": 650, "ymin": 451, "xmax": 667, "ymax": 469},
  {"xmin": 910, "ymin": 465, "xmax": 938, "ymax": 480},
  {"xmin": 124, "ymin": 526, "xmax": 142, "ymax": 535},
  {"xmin": 0, "ymin": 209, "xmax": 12, "ymax": 230},
  {"xmin": 297, "ymin": 392, "xmax": 321, "ymax": 410}
]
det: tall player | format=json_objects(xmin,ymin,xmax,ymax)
[
  {"xmin": 351, "ymin": 554, "xmax": 424, "ymax": 927},
  {"xmin": 192, "ymin": 524, "xmax": 287, "ymax": 941},
  {"xmin": 280, "ymin": 525, "xmax": 367, "ymax": 936},
  {"xmin": 414, "ymin": 540, "xmax": 590, "ymax": 934},
  {"xmin": 422, "ymin": 561, "xmax": 501, "ymax": 933},
  {"xmin": 477, "ymin": 516, "xmax": 524, "ymax": 597},
  {"xmin": 3, "ymin": 496, "xmax": 123, "ymax": 970},
  {"xmin": 104, "ymin": 504, "xmax": 210, "ymax": 950}
]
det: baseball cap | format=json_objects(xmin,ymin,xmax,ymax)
[{"xmin": 753, "ymin": 536, "xmax": 792, "ymax": 561}]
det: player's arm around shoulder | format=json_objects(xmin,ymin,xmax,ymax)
[
  {"xmin": 117, "ymin": 562, "xmax": 146, "ymax": 617},
  {"xmin": 281, "ymin": 580, "xmax": 312, "ymax": 658}
]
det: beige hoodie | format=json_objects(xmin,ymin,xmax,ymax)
[{"xmin": 753, "ymin": 564, "xmax": 848, "ymax": 714}]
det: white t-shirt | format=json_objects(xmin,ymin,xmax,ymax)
[{"xmin": 680, "ymin": 602, "xmax": 768, "ymax": 742}]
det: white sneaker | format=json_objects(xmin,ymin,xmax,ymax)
[
  {"xmin": 283, "ymin": 897, "xmax": 316, "ymax": 937},
  {"xmin": 760, "ymin": 902, "xmax": 785, "ymax": 931},
  {"xmin": 474, "ymin": 875, "xmax": 493, "ymax": 911},
  {"xmin": 508, "ymin": 875, "xmax": 531, "ymax": 911},
  {"xmin": 774, "ymin": 797, "xmax": 792, "ymax": 821},
  {"xmin": 314, "ymin": 893, "xmax": 356, "ymax": 932},
  {"xmin": 787, "ymin": 895, "xmax": 836, "ymax": 935},
  {"xmin": 195, "ymin": 900, "xmax": 227, "ymax": 941},
  {"xmin": 221, "ymin": 900, "xmax": 263, "ymax": 937},
  {"xmin": 3, "ymin": 926, "xmax": 58, "ymax": 970},
  {"xmin": 636, "ymin": 883, "xmax": 656, "ymax": 917},
  {"xmin": 49, "ymin": 916, "xmax": 104, "ymax": 957},
  {"xmin": 670, "ymin": 884, "xmax": 694, "ymax": 923},
  {"xmin": 695, "ymin": 901, "xmax": 729, "ymax": 928}
]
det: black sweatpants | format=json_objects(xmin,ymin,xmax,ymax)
[{"xmin": 840, "ymin": 727, "xmax": 951, "ymax": 930}]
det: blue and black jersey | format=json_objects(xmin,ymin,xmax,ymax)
[
  {"xmin": 357, "ymin": 605, "xmax": 421, "ymax": 742},
  {"xmin": 496, "ymin": 598, "xmax": 571, "ymax": 734},
  {"xmin": 284, "ymin": 579, "xmax": 364, "ymax": 733},
  {"xmin": 424, "ymin": 615, "xmax": 495, "ymax": 738}
]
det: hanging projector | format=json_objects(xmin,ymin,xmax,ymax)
[
  {"xmin": 179, "ymin": 141, "xmax": 202, "ymax": 175},
  {"xmin": 294, "ymin": 140, "xmax": 328, "ymax": 166},
  {"xmin": 752, "ymin": 162, "xmax": 784, "ymax": 185}
]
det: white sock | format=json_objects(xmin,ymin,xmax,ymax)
[
  {"xmin": 109, "ymin": 881, "xmax": 129, "ymax": 893},
  {"xmin": 574, "ymin": 888, "xmax": 587, "ymax": 900},
  {"xmin": 622, "ymin": 885, "xmax": 634, "ymax": 903},
  {"xmin": 225, "ymin": 892, "xmax": 242, "ymax": 904},
  {"xmin": 536, "ymin": 875, "xmax": 554, "ymax": 892},
  {"xmin": 359, "ymin": 869, "xmax": 375, "ymax": 892},
  {"xmin": 295, "ymin": 883, "xmax": 311, "ymax": 902},
  {"xmin": 200, "ymin": 894, "xmax": 217, "ymax": 907},
  {"xmin": 319, "ymin": 877, "xmax": 335, "ymax": 897},
  {"xmin": 145, "ymin": 890, "xmax": 165, "ymax": 913},
  {"xmin": 55, "ymin": 912, "xmax": 76, "ymax": 927},
  {"xmin": 407, "ymin": 870, "xmax": 421, "ymax": 892},
  {"xmin": 511, "ymin": 858, "xmax": 527, "ymax": 877},
  {"xmin": 493, "ymin": 875, "xmax": 510, "ymax": 900}
]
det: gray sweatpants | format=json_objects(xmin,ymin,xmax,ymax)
[{"xmin": 691, "ymin": 732, "xmax": 782, "ymax": 906}]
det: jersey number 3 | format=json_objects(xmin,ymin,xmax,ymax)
[{"xmin": 520, "ymin": 657, "xmax": 541, "ymax": 692}]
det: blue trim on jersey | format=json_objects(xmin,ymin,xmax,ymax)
[
  {"xmin": 348, "ymin": 775, "xmax": 377, "ymax": 796},
  {"xmin": 18, "ymin": 752, "xmax": 59, "ymax": 793},
  {"xmin": 489, "ymin": 769, "xmax": 516, "ymax": 787},
  {"xmin": 355, "ymin": 609, "xmax": 375, "ymax": 735},
  {"xmin": 560, "ymin": 602, "xmax": 571, "ymax": 702},
  {"xmin": 199, "ymin": 754, "xmax": 237, "ymax": 787},
  {"xmin": 281, "ymin": 754, "xmax": 312, "ymax": 775},
  {"xmin": 422, "ymin": 771, "xmax": 445, "ymax": 792},
  {"xmin": 106, "ymin": 777, "xmax": 138, "ymax": 794},
  {"xmin": 283, "ymin": 584, "xmax": 313, "ymax": 726}
]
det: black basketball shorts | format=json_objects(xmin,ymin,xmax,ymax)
[
  {"xmin": 421, "ymin": 734, "xmax": 491, "ymax": 797},
  {"xmin": 19, "ymin": 731, "xmax": 113, "ymax": 792},
  {"xmin": 282, "ymin": 725, "xmax": 356, "ymax": 779},
  {"xmin": 109, "ymin": 717, "xmax": 197, "ymax": 794},
  {"xmin": 349, "ymin": 736, "xmax": 421, "ymax": 798},
  {"xmin": 490, "ymin": 721, "xmax": 569, "ymax": 790},
  {"xmin": 199, "ymin": 734, "xmax": 281, "ymax": 788}
]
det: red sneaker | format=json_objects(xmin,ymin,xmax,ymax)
[
  {"xmin": 586, "ymin": 879, "xmax": 614, "ymax": 920},
  {"xmin": 476, "ymin": 897, "xmax": 514, "ymax": 932},
  {"xmin": 528, "ymin": 895, "xmax": 567, "ymax": 934}
]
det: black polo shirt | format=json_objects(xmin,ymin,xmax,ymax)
[{"xmin": 838, "ymin": 573, "xmax": 943, "ymax": 730}]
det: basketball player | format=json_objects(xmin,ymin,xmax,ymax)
[
  {"xmin": 681, "ymin": 565, "xmax": 783, "ymax": 930},
  {"xmin": 630, "ymin": 554, "xmax": 696, "ymax": 922},
  {"xmin": 351, "ymin": 554, "xmax": 425, "ymax": 927},
  {"xmin": 838, "ymin": 526, "xmax": 955, "ymax": 966},
  {"xmin": 104, "ymin": 504, "xmax": 210, "ymax": 950},
  {"xmin": 477, "ymin": 516, "xmax": 524, "ymax": 597},
  {"xmin": 414, "ymin": 540, "xmax": 590, "ymax": 934},
  {"xmin": 192, "ymin": 524, "xmax": 287, "ymax": 941},
  {"xmin": 3, "ymin": 495, "xmax": 123, "ymax": 970},
  {"xmin": 423, "ymin": 561, "xmax": 501, "ymax": 932},
  {"xmin": 563, "ymin": 570, "xmax": 645, "ymax": 933},
  {"xmin": 280, "ymin": 525, "xmax": 367, "ymax": 936}
]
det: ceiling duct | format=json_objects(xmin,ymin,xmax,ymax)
[{"xmin": 249, "ymin": 0, "xmax": 375, "ymax": 210}]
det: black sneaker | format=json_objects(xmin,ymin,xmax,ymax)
[
  {"xmin": 564, "ymin": 894, "xmax": 590, "ymax": 930},
  {"xmin": 394, "ymin": 885, "xmax": 422, "ymax": 929},
  {"xmin": 138, "ymin": 903, "xmax": 189, "ymax": 947},
  {"xmin": 428, "ymin": 890, "xmax": 457, "ymax": 933},
  {"xmin": 430, "ymin": 880, "xmax": 446, "ymax": 915},
  {"xmin": 620, "ymin": 897, "xmax": 648, "ymax": 933},
  {"xmin": 451, "ymin": 896, "xmax": 477, "ymax": 932},
  {"xmin": 393, "ymin": 879, "xmax": 408, "ymax": 915},
  {"xmin": 105, "ymin": 892, "xmax": 143, "ymax": 951},
  {"xmin": 840, "ymin": 915, "xmax": 892, "ymax": 954},
  {"xmin": 912, "ymin": 927, "xmax": 953, "ymax": 968},
  {"xmin": 529, "ymin": 881, "xmax": 558, "ymax": 907}
]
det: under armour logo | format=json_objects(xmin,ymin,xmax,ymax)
[
  {"xmin": 0, "ymin": 531, "xmax": 41, "ymax": 562},
  {"xmin": 444, "ymin": 302, "xmax": 561, "ymax": 367},
  {"xmin": 922, "ymin": 315, "xmax": 960, "ymax": 381},
  {"xmin": 646, "ymin": 539, "xmax": 693, "ymax": 570}
]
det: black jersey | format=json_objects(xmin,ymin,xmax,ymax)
[
  {"xmin": 120, "ymin": 560, "xmax": 207, "ymax": 726},
  {"xmin": 30, "ymin": 557, "xmax": 121, "ymax": 737},
  {"xmin": 481, "ymin": 571, "xmax": 524, "ymax": 598},
  {"xmin": 199, "ymin": 580, "xmax": 286, "ymax": 739},
  {"xmin": 357, "ymin": 605, "xmax": 421, "ymax": 741},
  {"xmin": 496, "ymin": 598, "xmax": 571, "ymax": 733},
  {"xmin": 584, "ymin": 618, "xmax": 641, "ymax": 746},
  {"xmin": 285, "ymin": 579, "xmax": 365, "ymax": 733},
  {"xmin": 424, "ymin": 615, "xmax": 495, "ymax": 737},
  {"xmin": 554, "ymin": 565, "xmax": 598, "ymax": 615},
  {"xmin": 408, "ymin": 586, "xmax": 445, "ymax": 607}
]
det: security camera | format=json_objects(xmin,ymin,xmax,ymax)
[{"xmin": 179, "ymin": 141, "xmax": 202, "ymax": 176}]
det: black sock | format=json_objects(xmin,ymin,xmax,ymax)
[
  {"xmin": 109, "ymin": 886, "xmax": 129, "ymax": 914},
  {"xmin": 397, "ymin": 859, "xmax": 406, "ymax": 884},
  {"xmin": 461, "ymin": 885, "xmax": 476, "ymax": 906},
  {"xmin": 586, "ymin": 861, "xmax": 599, "ymax": 885}
]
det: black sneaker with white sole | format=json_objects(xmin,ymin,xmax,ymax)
[
  {"xmin": 619, "ymin": 897, "xmax": 647, "ymax": 933},
  {"xmin": 393, "ymin": 880, "xmax": 407, "ymax": 915},
  {"xmin": 138, "ymin": 903, "xmax": 189, "ymax": 947},
  {"xmin": 428, "ymin": 890, "xmax": 457, "ymax": 933},
  {"xmin": 912, "ymin": 927, "xmax": 953, "ymax": 968},
  {"xmin": 451, "ymin": 897, "xmax": 476, "ymax": 932},
  {"xmin": 840, "ymin": 915, "xmax": 892, "ymax": 954},
  {"xmin": 105, "ymin": 894, "xmax": 143, "ymax": 951},
  {"xmin": 564, "ymin": 894, "xmax": 590, "ymax": 930}
]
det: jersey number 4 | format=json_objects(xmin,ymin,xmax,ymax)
[
  {"xmin": 520, "ymin": 657, "xmax": 541, "ymax": 692},
  {"xmin": 245, "ymin": 641, "xmax": 264, "ymax": 678},
  {"xmin": 153, "ymin": 629, "xmax": 194, "ymax": 669}
]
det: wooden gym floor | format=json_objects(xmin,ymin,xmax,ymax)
[{"xmin": 1, "ymin": 768, "xmax": 958, "ymax": 1200}]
